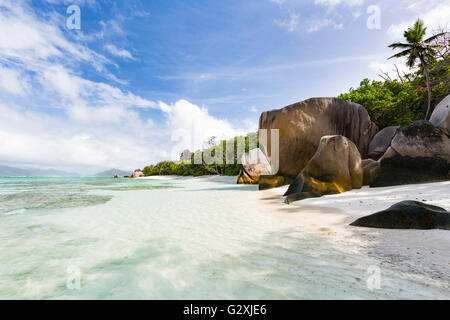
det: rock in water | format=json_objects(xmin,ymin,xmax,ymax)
[
  {"xmin": 367, "ymin": 126, "xmax": 399, "ymax": 160},
  {"xmin": 350, "ymin": 201, "xmax": 450, "ymax": 230},
  {"xmin": 259, "ymin": 98, "xmax": 378, "ymax": 181},
  {"xmin": 237, "ymin": 148, "xmax": 272, "ymax": 184},
  {"xmin": 132, "ymin": 170, "xmax": 145, "ymax": 178},
  {"xmin": 429, "ymin": 94, "xmax": 450, "ymax": 135},
  {"xmin": 371, "ymin": 121, "xmax": 450, "ymax": 187},
  {"xmin": 285, "ymin": 135, "xmax": 363, "ymax": 203}
]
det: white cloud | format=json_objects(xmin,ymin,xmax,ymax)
[
  {"xmin": 276, "ymin": 13, "xmax": 300, "ymax": 32},
  {"xmin": 368, "ymin": 57, "xmax": 412, "ymax": 80},
  {"xmin": 0, "ymin": 102, "xmax": 159, "ymax": 173},
  {"xmin": 314, "ymin": 0, "xmax": 364, "ymax": 10},
  {"xmin": 0, "ymin": 65, "xmax": 29, "ymax": 95},
  {"xmin": 0, "ymin": 0, "xmax": 249, "ymax": 172},
  {"xmin": 104, "ymin": 44, "xmax": 135, "ymax": 60},
  {"xmin": 303, "ymin": 18, "xmax": 345, "ymax": 33},
  {"xmin": 274, "ymin": 0, "xmax": 361, "ymax": 32},
  {"xmin": 387, "ymin": 4, "xmax": 450, "ymax": 40},
  {"xmin": 159, "ymin": 100, "xmax": 249, "ymax": 160},
  {"xmin": 162, "ymin": 55, "xmax": 380, "ymax": 81}
]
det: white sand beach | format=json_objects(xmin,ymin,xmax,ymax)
[
  {"xmin": 259, "ymin": 181, "xmax": 450, "ymax": 281},
  {"xmin": 142, "ymin": 176, "xmax": 450, "ymax": 282}
]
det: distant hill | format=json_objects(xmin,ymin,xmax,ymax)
[
  {"xmin": 0, "ymin": 165, "xmax": 79, "ymax": 177},
  {"xmin": 95, "ymin": 168, "xmax": 130, "ymax": 177}
]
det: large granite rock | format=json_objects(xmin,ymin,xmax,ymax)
[
  {"xmin": 237, "ymin": 148, "xmax": 272, "ymax": 184},
  {"xmin": 259, "ymin": 98, "xmax": 378, "ymax": 182},
  {"xmin": 429, "ymin": 94, "xmax": 450, "ymax": 135},
  {"xmin": 371, "ymin": 121, "xmax": 450, "ymax": 187},
  {"xmin": 367, "ymin": 126, "xmax": 399, "ymax": 160},
  {"xmin": 285, "ymin": 135, "xmax": 363, "ymax": 203},
  {"xmin": 350, "ymin": 201, "xmax": 450, "ymax": 230},
  {"xmin": 362, "ymin": 159, "xmax": 380, "ymax": 186}
]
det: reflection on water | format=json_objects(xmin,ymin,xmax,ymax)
[{"xmin": 0, "ymin": 177, "xmax": 176, "ymax": 214}]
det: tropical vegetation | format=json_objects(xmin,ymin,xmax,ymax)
[{"xmin": 340, "ymin": 22, "xmax": 448, "ymax": 129}]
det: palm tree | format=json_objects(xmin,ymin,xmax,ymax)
[{"xmin": 388, "ymin": 19, "xmax": 444, "ymax": 120}]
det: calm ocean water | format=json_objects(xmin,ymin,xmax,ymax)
[{"xmin": 0, "ymin": 177, "xmax": 448, "ymax": 299}]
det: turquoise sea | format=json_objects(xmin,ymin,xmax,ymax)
[{"xmin": 0, "ymin": 177, "xmax": 448, "ymax": 299}]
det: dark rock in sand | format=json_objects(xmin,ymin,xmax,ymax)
[
  {"xmin": 283, "ymin": 176, "xmax": 304, "ymax": 197},
  {"xmin": 350, "ymin": 201, "xmax": 450, "ymax": 230},
  {"xmin": 367, "ymin": 126, "xmax": 399, "ymax": 160},
  {"xmin": 259, "ymin": 98, "xmax": 378, "ymax": 182},
  {"xmin": 371, "ymin": 121, "xmax": 450, "ymax": 187}
]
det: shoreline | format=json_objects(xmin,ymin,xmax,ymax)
[
  {"xmin": 141, "ymin": 176, "xmax": 450, "ymax": 283},
  {"xmin": 139, "ymin": 175, "xmax": 239, "ymax": 184}
]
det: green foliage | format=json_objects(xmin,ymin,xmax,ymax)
[
  {"xmin": 412, "ymin": 55, "xmax": 450, "ymax": 110},
  {"xmin": 142, "ymin": 133, "xmax": 256, "ymax": 177},
  {"xmin": 223, "ymin": 166, "xmax": 242, "ymax": 176},
  {"xmin": 339, "ymin": 78, "xmax": 423, "ymax": 128},
  {"xmin": 388, "ymin": 19, "xmax": 447, "ymax": 119}
]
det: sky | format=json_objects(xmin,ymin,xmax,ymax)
[{"xmin": 0, "ymin": 0, "xmax": 448, "ymax": 174}]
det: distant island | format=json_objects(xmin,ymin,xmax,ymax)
[
  {"xmin": 0, "ymin": 165, "xmax": 78, "ymax": 177},
  {"xmin": 95, "ymin": 168, "xmax": 131, "ymax": 177}
]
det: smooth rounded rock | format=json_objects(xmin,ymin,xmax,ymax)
[
  {"xmin": 371, "ymin": 121, "xmax": 450, "ymax": 187},
  {"xmin": 367, "ymin": 126, "xmax": 399, "ymax": 160},
  {"xmin": 350, "ymin": 201, "xmax": 450, "ymax": 230},
  {"xmin": 429, "ymin": 94, "xmax": 450, "ymax": 135},
  {"xmin": 259, "ymin": 98, "xmax": 378, "ymax": 180},
  {"xmin": 285, "ymin": 135, "xmax": 363, "ymax": 203}
]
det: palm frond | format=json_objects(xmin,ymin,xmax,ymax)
[
  {"xmin": 388, "ymin": 48, "xmax": 413, "ymax": 60},
  {"xmin": 404, "ymin": 19, "xmax": 427, "ymax": 43},
  {"xmin": 388, "ymin": 42, "xmax": 413, "ymax": 49},
  {"xmin": 424, "ymin": 32, "xmax": 445, "ymax": 43}
]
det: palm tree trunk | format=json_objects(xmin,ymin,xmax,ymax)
[{"xmin": 419, "ymin": 55, "xmax": 432, "ymax": 120}]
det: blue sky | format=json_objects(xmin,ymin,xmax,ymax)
[{"xmin": 0, "ymin": 0, "xmax": 448, "ymax": 173}]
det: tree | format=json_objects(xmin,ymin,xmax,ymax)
[
  {"xmin": 339, "ymin": 79, "xmax": 423, "ymax": 128},
  {"xmin": 388, "ymin": 19, "xmax": 444, "ymax": 120}
]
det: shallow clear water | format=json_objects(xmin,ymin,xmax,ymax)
[{"xmin": 0, "ymin": 177, "xmax": 448, "ymax": 299}]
